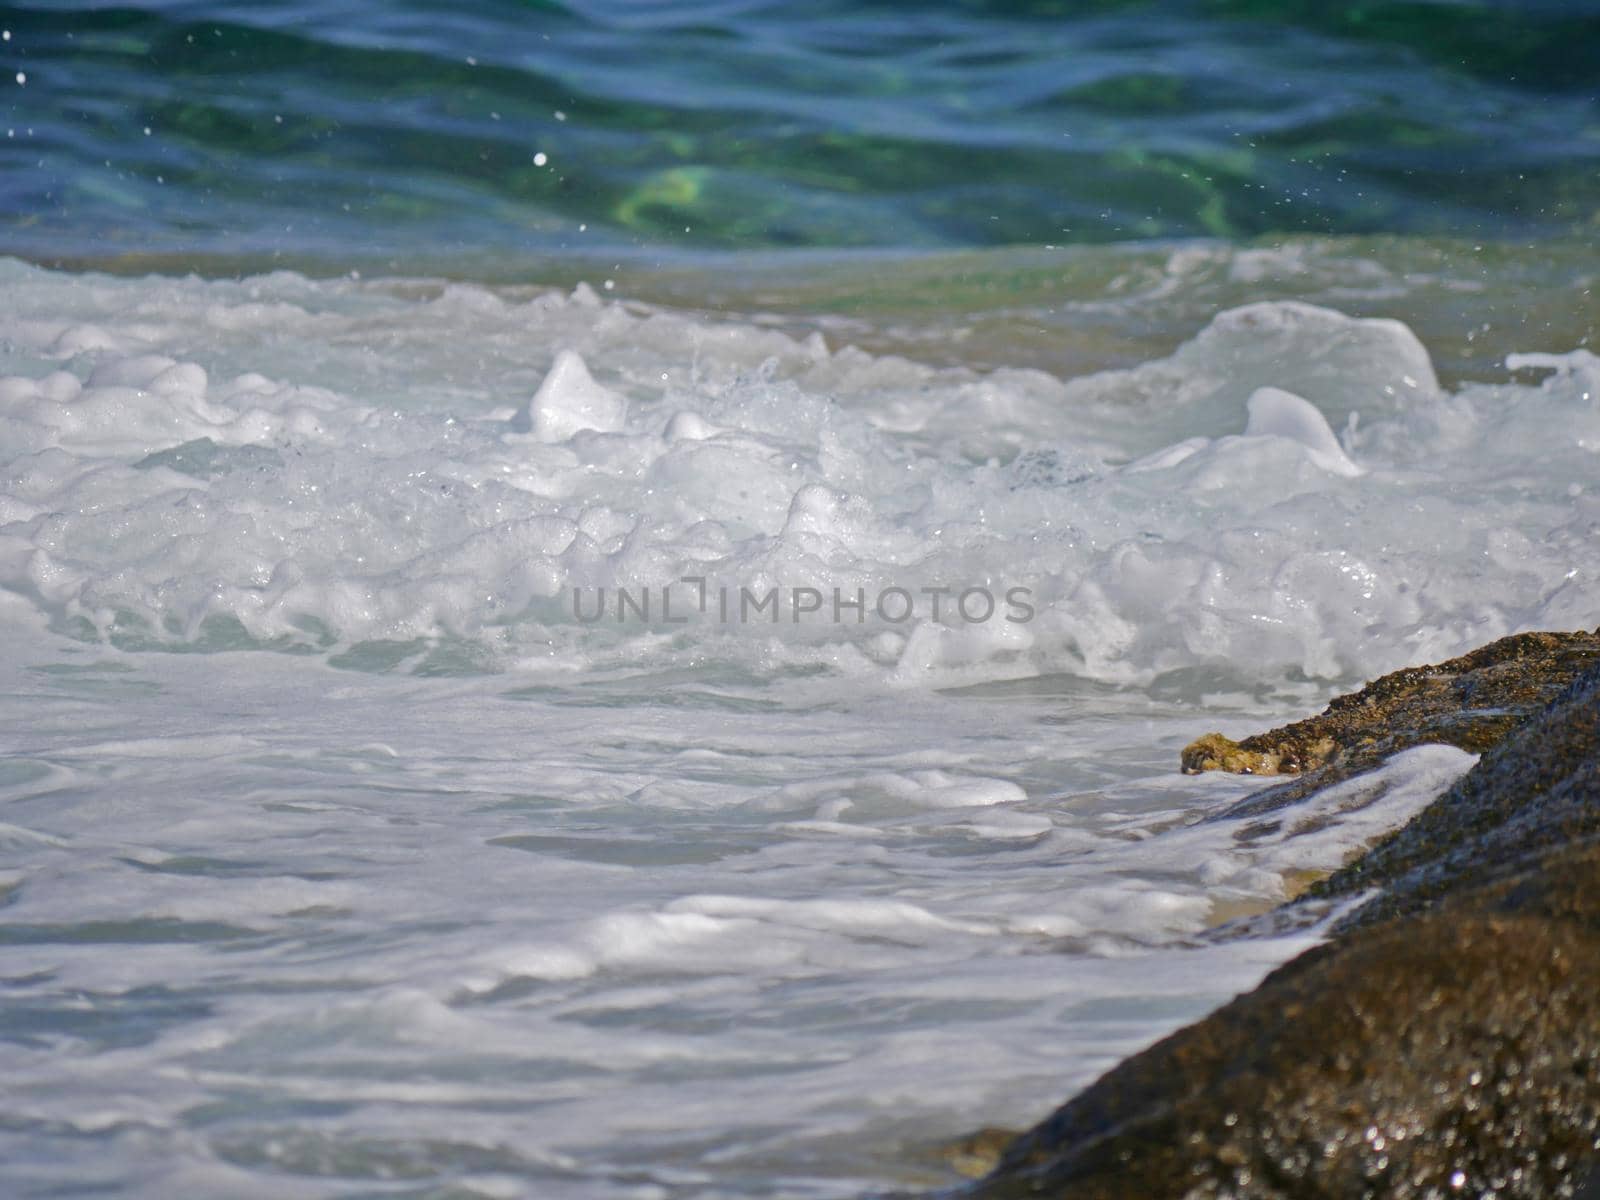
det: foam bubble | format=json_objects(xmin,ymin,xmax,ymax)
[
  {"xmin": 0, "ymin": 261, "xmax": 1593, "ymax": 691},
  {"xmin": 1242, "ymin": 386, "xmax": 1364, "ymax": 477},
  {"xmin": 513, "ymin": 349, "xmax": 629, "ymax": 442}
]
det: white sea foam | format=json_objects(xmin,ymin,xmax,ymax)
[
  {"xmin": 0, "ymin": 257, "xmax": 1587, "ymax": 1197},
  {"xmin": 1, "ymin": 259, "xmax": 1593, "ymax": 692}
]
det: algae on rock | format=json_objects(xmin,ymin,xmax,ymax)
[{"xmin": 1180, "ymin": 629, "xmax": 1600, "ymax": 778}]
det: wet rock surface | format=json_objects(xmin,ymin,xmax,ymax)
[
  {"xmin": 938, "ymin": 638, "xmax": 1600, "ymax": 1200},
  {"xmin": 1180, "ymin": 630, "xmax": 1600, "ymax": 781},
  {"xmin": 957, "ymin": 845, "xmax": 1600, "ymax": 1199},
  {"xmin": 934, "ymin": 1128, "xmax": 1021, "ymax": 1181},
  {"xmin": 1309, "ymin": 658, "xmax": 1600, "ymax": 931}
]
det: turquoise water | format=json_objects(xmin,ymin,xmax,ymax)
[{"xmin": 3, "ymin": 1, "xmax": 1598, "ymax": 267}]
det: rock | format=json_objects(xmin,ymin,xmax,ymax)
[
  {"xmin": 939, "ymin": 643, "xmax": 1600, "ymax": 1200},
  {"xmin": 1180, "ymin": 729, "xmax": 1335, "ymax": 777},
  {"xmin": 1307, "ymin": 653, "xmax": 1600, "ymax": 931},
  {"xmin": 959, "ymin": 844, "xmax": 1600, "ymax": 1199},
  {"xmin": 935, "ymin": 1128, "xmax": 1020, "ymax": 1180},
  {"xmin": 1180, "ymin": 629, "xmax": 1600, "ymax": 779}
]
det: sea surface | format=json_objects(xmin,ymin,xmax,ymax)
[{"xmin": 1, "ymin": 3, "xmax": 1598, "ymax": 1198}]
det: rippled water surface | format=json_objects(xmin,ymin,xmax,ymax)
[
  {"xmin": 1, "ymin": 246, "xmax": 1595, "ymax": 1196},
  {"xmin": 3, "ymin": 1, "xmax": 1598, "ymax": 264},
  {"xmin": 2, "ymin": 3, "xmax": 1598, "ymax": 1198}
]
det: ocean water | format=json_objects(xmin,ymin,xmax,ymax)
[
  {"xmin": 2, "ymin": 3, "xmax": 1599, "ymax": 1198},
  {"xmin": 5, "ymin": 0, "xmax": 1600, "ymax": 264}
]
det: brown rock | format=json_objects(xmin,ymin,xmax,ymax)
[
  {"xmin": 1179, "ymin": 629, "xmax": 1600, "ymax": 779},
  {"xmin": 961, "ymin": 844, "xmax": 1600, "ymax": 1199},
  {"xmin": 936, "ymin": 1128, "xmax": 1020, "ymax": 1180},
  {"xmin": 934, "ymin": 646, "xmax": 1600, "ymax": 1200},
  {"xmin": 1308, "ymin": 646, "xmax": 1600, "ymax": 930}
]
